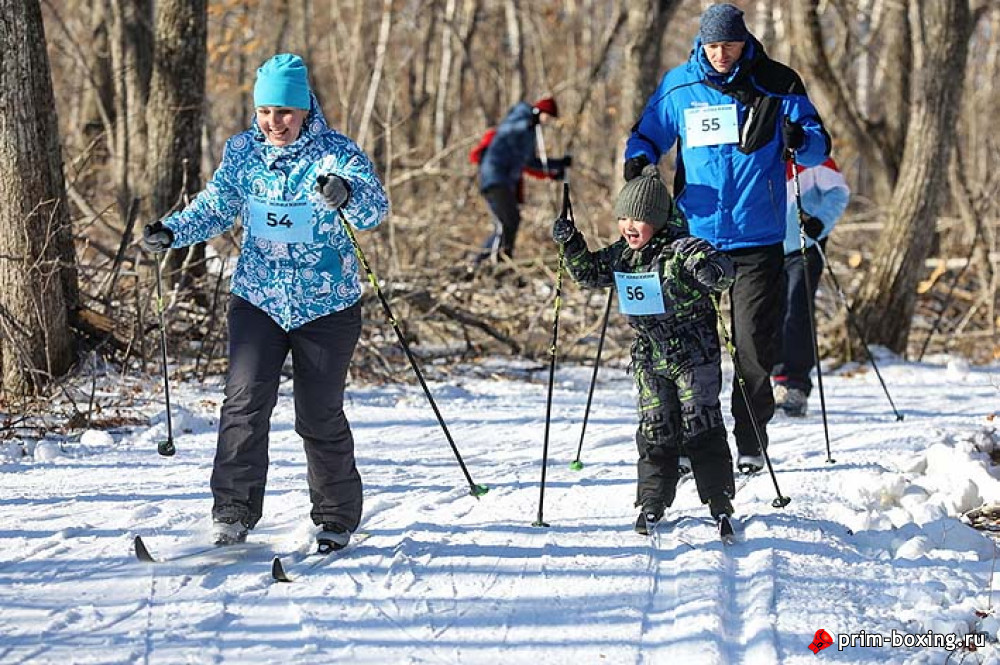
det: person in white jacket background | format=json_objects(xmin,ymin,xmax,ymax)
[{"xmin": 772, "ymin": 157, "xmax": 850, "ymax": 417}]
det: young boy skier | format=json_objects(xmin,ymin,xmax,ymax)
[{"xmin": 552, "ymin": 164, "xmax": 737, "ymax": 538}]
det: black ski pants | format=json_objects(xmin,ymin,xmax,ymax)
[
  {"xmin": 474, "ymin": 184, "xmax": 521, "ymax": 265},
  {"xmin": 211, "ymin": 296, "xmax": 363, "ymax": 531},
  {"xmin": 633, "ymin": 351, "xmax": 734, "ymax": 509},
  {"xmin": 726, "ymin": 242, "xmax": 784, "ymax": 456},
  {"xmin": 773, "ymin": 241, "xmax": 826, "ymax": 394}
]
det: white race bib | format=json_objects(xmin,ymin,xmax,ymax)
[
  {"xmin": 684, "ymin": 104, "xmax": 739, "ymax": 148},
  {"xmin": 614, "ymin": 271, "xmax": 665, "ymax": 316},
  {"xmin": 247, "ymin": 196, "xmax": 315, "ymax": 244}
]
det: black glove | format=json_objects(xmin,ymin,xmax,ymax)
[
  {"xmin": 671, "ymin": 236, "xmax": 713, "ymax": 265},
  {"xmin": 671, "ymin": 236, "xmax": 732, "ymax": 289},
  {"xmin": 623, "ymin": 155, "xmax": 651, "ymax": 181},
  {"xmin": 801, "ymin": 214, "xmax": 824, "ymax": 240},
  {"xmin": 782, "ymin": 117, "xmax": 805, "ymax": 154},
  {"xmin": 141, "ymin": 221, "xmax": 174, "ymax": 253},
  {"xmin": 561, "ymin": 154, "xmax": 573, "ymax": 169},
  {"xmin": 316, "ymin": 174, "xmax": 351, "ymax": 209},
  {"xmin": 552, "ymin": 216, "xmax": 577, "ymax": 244}
]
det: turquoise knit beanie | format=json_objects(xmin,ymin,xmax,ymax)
[{"xmin": 253, "ymin": 54, "xmax": 311, "ymax": 110}]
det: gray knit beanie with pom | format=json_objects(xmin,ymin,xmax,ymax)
[{"xmin": 613, "ymin": 164, "xmax": 673, "ymax": 229}]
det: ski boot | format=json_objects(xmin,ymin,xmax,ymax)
[
  {"xmin": 212, "ymin": 518, "xmax": 248, "ymax": 546},
  {"xmin": 316, "ymin": 523, "xmax": 351, "ymax": 554},
  {"xmin": 737, "ymin": 454, "xmax": 764, "ymax": 475},
  {"xmin": 634, "ymin": 504, "xmax": 665, "ymax": 536}
]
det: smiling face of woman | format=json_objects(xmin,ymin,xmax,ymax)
[{"xmin": 255, "ymin": 107, "xmax": 309, "ymax": 146}]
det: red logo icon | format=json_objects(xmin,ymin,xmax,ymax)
[{"xmin": 809, "ymin": 629, "xmax": 833, "ymax": 654}]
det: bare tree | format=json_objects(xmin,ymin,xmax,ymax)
[
  {"xmin": 618, "ymin": 0, "xmax": 682, "ymax": 181},
  {"xmin": 145, "ymin": 0, "xmax": 208, "ymax": 285},
  {"xmin": 0, "ymin": 0, "xmax": 78, "ymax": 395},
  {"xmin": 849, "ymin": 2, "xmax": 978, "ymax": 354}
]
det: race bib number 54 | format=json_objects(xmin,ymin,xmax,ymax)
[
  {"xmin": 614, "ymin": 271, "xmax": 665, "ymax": 316},
  {"xmin": 247, "ymin": 196, "xmax": 315, "ymax": 244}
]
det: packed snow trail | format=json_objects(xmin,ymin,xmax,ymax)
[{"xmin": 1, "ymin": 356, "xmax": 998, "ymax": 664}]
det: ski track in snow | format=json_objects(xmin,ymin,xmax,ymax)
[{"xmin": 1, "ymin": 357, "xmax": 1000, "ymax": 663}]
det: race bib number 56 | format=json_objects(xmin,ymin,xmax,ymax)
[{"xmin": 614, "ymin": 271, "xmax": 665, "ymax": 316}]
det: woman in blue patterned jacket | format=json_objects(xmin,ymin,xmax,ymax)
[{"xmin": 142, "ymin": 54, "xmax": 389, "ymax": 551}]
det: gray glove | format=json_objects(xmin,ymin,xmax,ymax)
[
  {"xmin": 552, "ymin": 216, "xmax": 577, "ymax": 244},
  {"xmin": 316, "ymin": 174, "xmax": 351, "ymax": 209},
  {"xmin": 141, "ymin": 221, "xmax": 174, "ymax": 253}
]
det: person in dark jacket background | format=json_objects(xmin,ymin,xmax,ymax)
[
  {"xmin": 622, "ymin": 3, "xmax": 831, "ymax": 472},
  {"xmin": 552, "ymin": 164, "xmax": 737, "ymax": 536},
  {"xmin": 472, "ymin": 97, "xmax": 571, "ymax": 272}
]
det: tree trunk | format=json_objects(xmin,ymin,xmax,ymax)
[
  {"xmin": 0, "ymin": 0, "xmax": 78, "ymax": 395},
  {"xmin": 852, "ymin": 1, "xmax": 974, "ymax": 355},
  {"xmin": 620, "ymin": 1, "xmax": 681, "ymax": 177},
  {"xmin": 146, "ymin": 0, "xmax": 207, "ymax": 286}
]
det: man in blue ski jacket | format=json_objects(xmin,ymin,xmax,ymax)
[{"xmin": 622, "ymin": 3, "xmax": 831, "ymax": 472}]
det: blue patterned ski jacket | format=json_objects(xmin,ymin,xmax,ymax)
[{"xmin": 162, "ymin": 93, "xmax": 389, "ymax": 331}]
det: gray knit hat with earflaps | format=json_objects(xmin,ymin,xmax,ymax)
[{"xmin": 613, "ymin": 164, "xmax": 673, "ymax": 230}]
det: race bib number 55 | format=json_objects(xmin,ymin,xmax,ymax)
[
  {"xmin": 614, "ymin": 271, "xmax": 665, "ymax": 316},
  {"xmin": 684, "ymin": 104, "xmax": 739, "ymax": 148}
]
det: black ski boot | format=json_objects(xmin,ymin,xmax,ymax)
[{"xmin": 634, "ymin": 504, "xmax": 665, "ymax": 536}]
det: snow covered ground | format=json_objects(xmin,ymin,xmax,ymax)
[{"xmin": 1, "ymin": 352, "xmax": 999, "ymax": 664}]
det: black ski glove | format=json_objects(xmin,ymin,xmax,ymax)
[
  {"xmin": 782, "ymin": 117, "xmax": 805, "ymax": 156},
  {"xmin": 552, "ymin": 215, "xmax": 577, "ymax": 245},
  {"xmin": 801, "ymin": 214, "xmax": 824, "ymax": 240},
  {"xmin": 561, "ymin": 154, "xmax": 573, "ymax": 169},
  {"xmin": 316, "ymin": 174, "xmax": 351, "ymax": 209},
  {"xmin": 671, "ymin": 236, "xmax": 733, "ymax": 290},
  {"xmin": 141, "ymin": 221, "xmax": 174, "ymax": 253},
  {"xmin": 623, "ymin": 155, "xmax": 651, "ymax": 181}
]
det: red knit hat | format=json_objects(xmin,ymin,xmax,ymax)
[{"xmin": 532, "ymin": 97, "xmax": 559, "ymax": 118}]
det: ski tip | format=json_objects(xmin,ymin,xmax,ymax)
[
  {"xmin": 134, "ymin": 535, "xmax": 156, "ymax": 563},
  {"xmin": 271, "ymin": 556, "xmax": 292, "ymax": 583},
  {"xmin": 718, "ymin": 515, "xmax": 738, "ymax": 545}
]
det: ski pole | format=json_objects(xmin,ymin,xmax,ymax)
[
  {"xmin": 789, "ymin": 153, "xmax": 834, "ymax": 464},
  {"xmin": 153, "ymin": 258, "xmax": 176, "ymax": 457},
  {"xmin": 535, "ymin": 182, "xmax": 572, "ymax": 527},
  {"xmin": 335, "ymin": 205, "xmax": 488, "ymax": 498},
  {"xmin": 811, "ymin": 241, "xmax": 904, "ymax": 421},
  {"xmin": 711, "ymin": 294, "xmax": 790, "ymax": 508},
  {"xmin": 570, "ymin": 287, "xmax": 613, "ymax": 471}
]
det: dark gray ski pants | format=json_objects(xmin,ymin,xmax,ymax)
[{"xmin": 211, "ymin": 296, "xmax": 363, "ymax": 531}]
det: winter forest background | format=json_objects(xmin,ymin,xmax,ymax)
[
  {"xmin": 1, "ymin": 0, "xmax": 997, "ymax": 408},
  {"xmin": 3, "ymin": 2, "xmax": 1000, "ymax": 664}
]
